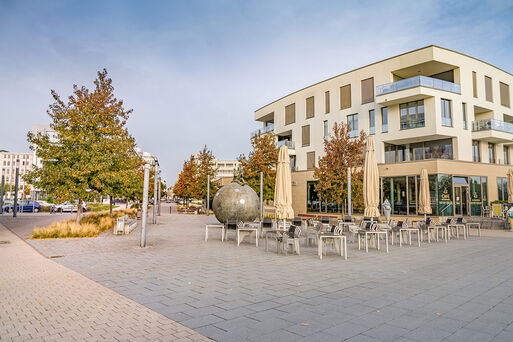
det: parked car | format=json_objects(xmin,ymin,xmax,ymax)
[
  {"xmin": 3, "ymin": 200, "xmax": 42, "ymax": 213},
  {"xmin": 36, "ymin": 200, "xmax": 53, "ymax": 207},
  {"xmin": 52, "ymin": 201, "xmax": 87, "ymax": 213}
]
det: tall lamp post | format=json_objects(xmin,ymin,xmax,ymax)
[
  {"xmin": 157, "ymin": 169, "xmax": 162, "ymax": 216},
  {"xmin": 13, "ymin": 159, "xmax": 20, "ymax": 218}
]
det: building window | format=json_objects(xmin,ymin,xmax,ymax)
[
  {"xmin": 472, "ymin": 71, "xmax": 478, "ymax": 98},
  {"xmin": 290, "ymin": 155, "xmax": 296, "ymax": 172},
  {"xmin": 500, "ymin": 82, "xmax": 510, "ymax": 108},
  {"xmin": 285, "ymin": 103, "xmax": 295, "ymax": 125},
  {"xmin": 361, "ymin": 77, "xmax": 374, "ymax": 104},
  {"xmin": 488, "ymin": 143, "xmax": 495, "ymax": 163},
  {"xmin": 325, "ymin": 91, "xmax": 330, "ymax": 113},
  {"xmin": 306, "ymin": 151, "xmax": 315, "ymax": 170},
  {"xmin": 340, "ymin": 84, "xmax": 351, "ymax": 110},
  {"xmin": 347, "ymin": 114, "xmax": 358, "ymax": 137},
  {"xmin": 306, "ymin": 96, "xmax": 315, "ymax": 119},
  {"xmin": 497, "ymin": 177, "xmax": 508, "ymax": 202},
  {"xmin": 302, "ymin": 125, "xmax": 310, "ymax": 147},
  {"xmin": 472, "ymin": 141, "xmax": 480, "ymax": 162},
  {"xmin": 441, "ymin": 99, "xmax": 452, "ymax": 127},
  {"xmin": 485, "ymin": 76, "xmax": 493, "ymax": 102},
  {"xmin": 505, "ymin": 146, "xmax": 510, "ymax": 165},
  {"xmin": 384, "ymin": 138, "xmax": 453, "ymax": 163},
  {"xmin": 462, "ymin": 102, "xmax": 468, "ymax": 130},
  {"xmin": 323, "ymin": 120, "xmax": 328, "ymax": 140},
  {"xmin": 369, "ymin": 109, "xmax": 375, "ymax": 135},
  {"xmin": 400, "ymin": 100, "xmax": 424, "ymax": 129},
  {"xmin": 381, "ymin": 107, "xmax": 388, "ymax": 133}
]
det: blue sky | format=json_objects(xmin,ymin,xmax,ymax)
[{"xmin": 1, "ymin": 0, "xmax": 513, "ymax": 185}]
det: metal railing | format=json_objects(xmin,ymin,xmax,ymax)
[
  {"xmin": 472, "ymin": 119, "xmax": 513, "ymax": 134},
  {"xmin": 250, "ymin": 123, "xmax": 274, "ymax": 138},
  {"xmin": 376, "ymin": 75, "xmax": 461, "ymax": 96},
  {"xmin": 277, "ymin": 139, "xmax": 295, "ymax": 149}
]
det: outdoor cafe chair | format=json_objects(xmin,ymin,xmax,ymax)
[
  {"xmin": 224, "ymin": 219, "xmax": 239, "ymax": 241},
  {"xmin": 276, "ymin": 225, "xmax": 302, "ymax": 255},
  {"xmin": 261, "ymin": 218, "xmax": 275, "ymax": 238}
]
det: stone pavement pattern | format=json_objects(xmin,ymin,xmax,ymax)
[
  {"xmin": 0, "ymin": 223, "xmax": 211, "ymax": 342},
  {"xmin": 4, "ymin": 206, "xmax": 513, "ymax": 342}
]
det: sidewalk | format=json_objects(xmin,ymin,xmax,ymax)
[{"xmin": 0, "ymin": 223, "xmax": 210, "ymax": 342}]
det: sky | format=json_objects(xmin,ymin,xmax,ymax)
[{"xmin": 1, "ymin": 0, "xmax": 513, "ymax": 186}]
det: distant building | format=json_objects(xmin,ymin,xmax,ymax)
[
  {"xmin": 29, "ymin": 124, "xmax": 58, "ymax": 199},
  {"xmin": 192, "ymin": 155, "xmax": 240, "ymax": 185},
  {"xmin": 0, "ymin": 150, "xmax": 33, "ymax": 199}
]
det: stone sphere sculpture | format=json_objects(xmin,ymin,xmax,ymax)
[{"xmin": 212, "ymin": 182, "xmax": 259, "ymax": 223}]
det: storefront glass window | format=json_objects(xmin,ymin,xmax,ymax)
[
  {"xmin": 408, "ymin": 176, "xmax": 417, "ymax": 215},
  {"xmin": 470, "ymin": 176, "xmax": 482, "ymax": 215},
  {"xmin": 437, "ymin": 174, "xmax": 453, "ymax": 216}
]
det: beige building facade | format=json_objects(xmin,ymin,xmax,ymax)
[
  {"xmin": 0, "ymin": 150, "xmax": 33, "ymax": 199},
  {"xmin": 254, "ymin": 46, "xmax": 513, "ymax": 216}
]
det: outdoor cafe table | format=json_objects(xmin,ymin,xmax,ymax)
[
  {"xmin": 317, "ymin": 233, "xmax": 347, "ymax": 260},
  {"xmin": 204, "ymin": 224, "xmax": 225, "ymax": 242},
  {"xmin": 358, "ymin": 230, "xmax": 389, "ymax": 253},
  {"xmin": 399, "ymin": 228, "xmax": 421, "ymax": 247},
  {"xmin": 237, "ymin": 222, "xmax": 260, "ymax": 247},
  {"xmin": 466, "ymin": 222, "xmax": 481, "ymax": 237}
]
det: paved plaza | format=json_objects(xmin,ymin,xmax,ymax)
[{"xmin": 3, "ymin": 207, "xmax": 513, "ymax": 341}]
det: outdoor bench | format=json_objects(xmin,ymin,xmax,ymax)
[{"xmin": 114, "ymin": 215, "xmax": 137, "ymax": 235}]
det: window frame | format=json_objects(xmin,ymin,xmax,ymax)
[
  {"xmin": 441, "ymin": 98, "xmax": 452, "ymax": 127},
  {"xmin": 369, "ymin": 109, "xmax": 375, "ymax": 135},
  {"xmin": 347, "ymin": 113, "xmax": 358, "ymax": 137},
  {"xmin": 381, "ymin": 107, "xmax": 388, "ymax": 133}
]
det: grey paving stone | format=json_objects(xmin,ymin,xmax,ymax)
[
  {"xmin": 491, "ymin": 330, "xmax": 513, "ymax": 342},
  {"xmin": 363, "ymin": 324, "xmax": 409, "ymax": 341},
  {"xmin": 445, "ymin": 328, "xmax": 494, "ymax": 342},
  {"xmin": 324, "ymin": 322, "xmax": 370, "ymax": 339},
  {"xmin": 403, "ymin": 326, "xmax": 453, "ymax": 342}
]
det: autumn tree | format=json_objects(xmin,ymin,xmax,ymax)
[
  {"xmin": 238, "ymin": 132, "xmax": 278, "ymax": 201},
  {"xmin": 173, "ymin": 156, "xmax": 198, "ymax": 205},
  {"xmin": 314, "ymin": 122, "xmax": 367, "ymax": 214},
  {"xmin": 194, "ymin": 145, "xmax": 219, "ymax": 210},
  {"xmin": 25, "ymin": 69, "xmax": 139, "ymax": 225}
]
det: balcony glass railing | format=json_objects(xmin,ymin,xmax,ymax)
[
  {"xmin": 277, "ymin": 139, "xmax": 295, "ymax": 149},
  {"xmin": 250, "ymin": 123, "xmax": 274, "ymax": 138},
  {"xmin": 376, "ymin": 75, "xmax": 461, "ymax": 96},
  {"xmin": 472, "ymin": 119, "xmax": 513, "ymax": 134}
]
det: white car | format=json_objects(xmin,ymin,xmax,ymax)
[
  {"xmin": 53, "ymin": 202, "xmax": 77, "ymax": 212},
  {"xmin": 36, "ymin": 200, "xmax": 53, "ymax": 207}
]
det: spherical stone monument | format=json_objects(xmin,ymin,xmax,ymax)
[{"xmin": 212, "ymin": 182, "xmax": 259, "ymax": 223}]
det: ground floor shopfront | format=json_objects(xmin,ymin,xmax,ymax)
[{"xmin": 291, "ymin": 159, "xmax": 512, "ymax": 217}]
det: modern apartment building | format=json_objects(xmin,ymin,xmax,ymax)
[
  {"xmin": 254, "ymin": 46, "xmax": 513, "ymax": 217},
  {"xmin": 191, "ymin": 154, "xmax": 241, "ymax": 185},
  {"xmin": 0, "ymin": 150, "xmax": 33, "ymax": 199}
]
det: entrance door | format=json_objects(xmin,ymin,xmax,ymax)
[{"xmin": 454, "ymin": 186, "xmax": 469, "ymax": 216}]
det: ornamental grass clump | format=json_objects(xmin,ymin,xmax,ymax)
[{"xmin": 30, "ymin": 209, "xmax": 137, "ymax": 239}]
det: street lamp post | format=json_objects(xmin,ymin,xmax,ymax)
[
  {"xmin": 0, "ymin": 175, "xmax": 4, "ymax": 214},
  {"xmin": 153, "ymin": 164, "xmax": 158, "ymax": 224},
  {"xmin": 206, "ymin": 174, "xmax": 210, "ymax": 216},
  {"xmin": 13, "ymin": 166, "xmax": 19, "ymax": 218},
  {"xmin": 157, "ymin": 169, "xmax": 161, "ymax": 216},
  {"xmin": 260, "ymin": 172, "xmax": 263, "ymax": 221},
  {"xmin": 347, "ymin": 167, "xmax": 352, "ymax": 216},
  {"xmin": 141, "ymin": 164, "xmax": 150, "ymax": 247}
]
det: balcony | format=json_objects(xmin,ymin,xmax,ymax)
[
  {"xmin": 376, "ymin": 76, "xmax": 461, "ymax": 96},
  {"xmin": 375, "ymin": 76, "xmax": 461, "ymax": 106},
  {"xmin": 277, "ymin": 139, "xmax": 295, "ymax": 149},
  {"xmin": 250, "ymin": 123, "xmax": 274, "ymax": 138},
  {"xmin": 472, "ymin": 119, "xmax": 513, "ymax": 143}
]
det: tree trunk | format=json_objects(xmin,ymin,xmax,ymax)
[
  {"xmin": 76, "ymin": 199, "xmax": 82, "ymax": 226},
  {"xmin": 109, "ymin": 196, "xmax": 113, "ymax": 217}
]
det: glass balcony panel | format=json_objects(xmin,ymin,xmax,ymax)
[
  {"xmin": 250, "ymin": 123, "xmax": 274, "ymax": 138},
  {"xmin": 277, "ymin": 139, "xmax": 295, "ymax": 149},
  {"xmin": 472, "ymin": 119, "xmax": 513, "ymax": 134},
  {"xmin": 376, "ymin": 75, "xmax": 461, "ymax": 96}
]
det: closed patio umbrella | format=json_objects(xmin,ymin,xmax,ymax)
[
  {"xmin": 275, "ymin": 145, "xmax": 294, "ymax": 229},
  {"xmin": 363, "ymin": 136, "xmax": 380, "ymax": 217},
  {"xmin": 418, "ymin": 168, "xmax": 432, "ymax": 219},
  {"xmin": 507, "ymin": 169, "xmax": 513, "ymax": 202}
]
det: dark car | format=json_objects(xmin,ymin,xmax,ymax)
[{"xmin": 3, "ymin": 200, "xmax": 42, "ymax": 213}]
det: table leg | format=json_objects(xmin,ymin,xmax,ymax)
[
  {"xmin": 409, "ymin": 231, "xmax": 412, "ymax": 246},
  {"xmin": 344, "ymin": 237, "xmax": 347, "ymax": 260},
  {"xmin": 222, "ymin": 227, "xmax": 225, "ymax": 242},
  {"xmin": 205, "ymin": 226, "xmax": 208, "ymax": 242},
  {"xmin": 318, "ymin": 238, "xmax": 322, "ymax": 259},
  {"xmin": 358, "ymin": 233, "xmax": 361, "ymax": 250},
  {"xmin": 377, "ymin": 234, "xmax": 380, "ymax": 250},
  {"xmin": 265, "ymin": 234, "xmax": 268, "ymax": 251},
  {"xmin": 365, "ymin": 233, "xmax": 369, "ymax": 253},
  {"xmin": 385, "ymin": 233, "xmax": 389, "ymax": 253},
  {"xmin": 255, "ymin": 230, "xmax": 259, "ymax": 247},
  {"xmin": 237, "ymin": 230, "xmax": 240, "ymax": 246},
  {"xmin": 400, "ymin": 230, "xmax": 402, "ymax": 247},
  {"xmin": 417, "ymin": 231, "xmax": 420, "ymax": 247}
]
